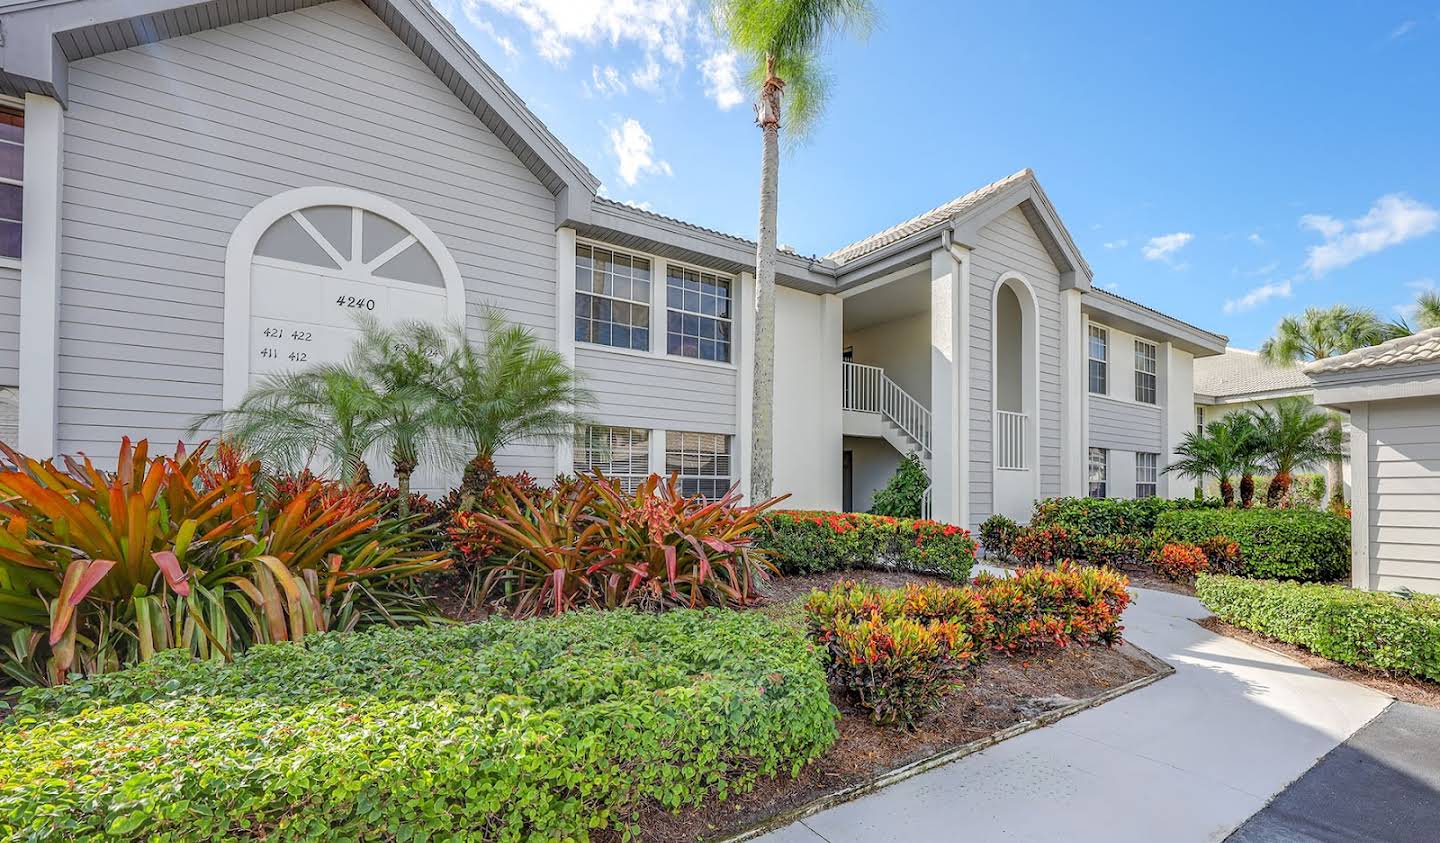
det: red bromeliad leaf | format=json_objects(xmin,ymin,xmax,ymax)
[
  {"xmin": 152, "ymin": 550, "xmax": 191, "ymax": 596},
  {"xmin": 67, "ymin": 558, "xmax": 118, "ymax": 605}
]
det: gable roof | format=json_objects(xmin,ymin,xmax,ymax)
[
  {"xmin": 1084, "ymin": 288, "xmax": 1228, "ymax": 358},
  {"xmin": 1306, "ymin": 327, "xmax": 1440, "ymax": 376},
  {"xmin": 1195, "ymin": 348, "xmax": 1310, "ymax": 399},
  {"xmin": 0, "ymin": 0, "xmax": 600, "ymax": 199}
]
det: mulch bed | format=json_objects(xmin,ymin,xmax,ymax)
[
  {"xmin": 608, "ymin": 568, "xmax": 1163, "ymax": 843},
  {"xmin": 1197, "ymin": 616, "xmax": 1440, "ymax": 710}
]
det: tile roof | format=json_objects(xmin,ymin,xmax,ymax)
[
  {"xmin": 1195, "ymin": 349, "xmax": 1309, "ymax": 397},
  {"xmin": 825, "ymin": 169, "xmax": 1034, "ymax": 265},
  {"xmin": 1305, "ymin": 327, "xmax": 1440, "ymax": 375}
]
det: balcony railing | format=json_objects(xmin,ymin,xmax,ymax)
[
  {"xmin": 842, "ymin": 361, "xmax": 931, "ymax": 457},
  {"xmin": 996, "ymin": 410, "xmax": 1028, "ymax": 470}
]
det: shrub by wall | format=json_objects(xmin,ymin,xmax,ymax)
[
  {"xmin": 1197, "ymin": 575, "xmax": 1440, "ymax": 682},
  {"xmin": 869, "ymin": 454, "xmax": 929, "ymax": 519},
  {"xmin": 1, "ymin": 610, "xmax": 837, "ymax": 841},
  {"xmin": 1029, "ymin": 496, "xmax": 1179, "ymax": 540},
  {"xmin": 1155, "ymin": 508, "xmax": 1349, "ymax": 581},
  {"xmin": 756, "ymin": 511, "xmax": 976, "ymax": 581}
]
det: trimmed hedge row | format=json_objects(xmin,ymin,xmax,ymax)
[
  {"xmin": 1197, "ymin": 575, "xmax": 1440, "ymax": 682},
  {"xmin": 1156, "ymin": 508, "xmax": 1349, "ymax": 581},
  {"xmin": 756, "ymin": 511, "xmax": 977, "ymax": 581},
  {"xmin": 1, "ymin": 610, "xmax": 838, "ymax": 841}
]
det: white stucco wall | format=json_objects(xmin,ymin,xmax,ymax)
[
  {"xmin": 773, "ymin": 286, "xmax": 842, "ymax": 509},
  {"xmin": 844, "ymin": 435, "xmax": 901, "ymax": 513},
  {"xmin": 1164, "ymin": 344, "xmax": 1195, "ymax": 498},
  {"xmin": 843, "ymin": 311, "xmax": 930, "ymax": 408}
]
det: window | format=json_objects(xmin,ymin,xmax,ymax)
[
  {"xmin": 573, "ymin": 425, "xmax": 650, "ymax": 492},
  {"xmin": 665, "ymin": 431, "xmax": 732, "ymax": 499},
  {"xmin": 1136, "ymin": 452, "xmax": 1158, "ymax": 498},
  {"xmin": 1134, "ymin": 340, "xmax": 1158, "ymax": 404},
  {"xmin": 0, "ymin": 109, "xmax": 22, "ymax": 260},
  {"xmin": 1195, "ymin": 406, "xmax": 1206, "ymax": 435},
  {"xmin": 667, "ymin": 264, "xmax": 732, "ymax": 362},
  {"xmin": 1088, "ymin": 325, "xmax": 1108, "ymax": 395},
  {"xmin": 575, "ymin": 244, "xmax": 651, "ymax": 351},
  {"xmin": 1088, "ymin": 447, "xmax": 1108, "ymax": 498}
]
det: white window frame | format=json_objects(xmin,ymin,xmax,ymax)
[
  {"xmin": 1088, "ymin": 325, "xmax": 1109, "ymax": 395},
  {"xmin": 665, "ymin": 263, "xmax": 734, "ymax": 363},
  {"xmin": 574, "ymin": 242, "xmax": 653, "ymax": 353},
  {"xmin": 0, "ymin": 104, "xmax": 23, "ymax": 264},
  {"xmin": 1134, "ymin": 339, "xmax": 1158, "ymax": 405},
  {"xmin": 1195, "ymin": 406, "xmax": 1206, "ymax": 436},
  {"xmin": 1088, "ymin": 447, "xmax": 1108, "ymax": 499},
  {"xmin": 665, "ymin": 431, "xmax": 733, "ymax": 499},
  {"xmin": 1136, "ymin": 452, "xmax": 1158, "ymax": 498},
  {"xmin": 574, "ymin": 424, "xmax": 651, "ymax": 492}
]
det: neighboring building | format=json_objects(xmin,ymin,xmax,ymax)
[
  {"xmin": 1308, "ymin": 327, "xmax": 1440, "ymax": 595},
  {"xmin": 0, "ymin": 0, "xmax": 1225, "ymax": 529},
  {"xmin": 1194, "ymin": 348, "xmax": 1312, "ymax": 431}
]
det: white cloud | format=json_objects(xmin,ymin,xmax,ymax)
[
  {"xmin": 1248, "ymin": 232, "xmax": 1265, "ymax": 245},
  {"xmin": 1142, "ymin": 232, "xmax": 1194, "ymax": 261},
  {"xmin": 457, "ymin": 1, "xmax": 520, "ymax": 57},
  {"xmin": 630, "ymin": 56, "xmax": 663, "ymax": 91},
  {"xmin": 1102, "ymin": 239, "xmax": 1128, "ymax": 250},
  {"xmin": 589, "ymin": 64, "xmax": 627, "ymax": 96},
  {"xmin": 700, "ymin": 49, "xmax": 744, "ymax": 110},
  {"xmin": 474, "ymin": 0, "xmax": 692, "ymax": 66},
  {"xmin": 609, "ymin": 118, "xmax": 672, "ymax": 186},
  {"xmin": 1224, "ymin": 279, "xmax": 1293, "ymax": 314},
  {"xmin": 1302, "ymin": 194, "xmax": 1440, "ymax": 276},
  {"xmin": 1391, "ymin": 20, "xmax": 1417, "ymax": 39}
]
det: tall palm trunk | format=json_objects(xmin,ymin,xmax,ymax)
[
  {"xmin": 1219, "ymin": 476, "xmax": 1235, "ymax": 507},
  {"xmin": 393, "ymin": 447, "xmax": 416, "ymax": 517},
  {"xmin": 750, "ymin": 57, "xmax": 783, "ymax": 503}
]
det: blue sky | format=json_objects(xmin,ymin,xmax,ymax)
[{"xmin": 437, "ymin": 0, "xmax": 1440, "ymax": 349}]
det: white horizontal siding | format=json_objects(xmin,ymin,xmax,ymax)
[
  {"xmin": 574, "ymin": 346, "xmax": 737, "ymax": 435},
  {"xmin": 56, "ymin": 0, "xmax": 556, "ymax": 478},
  {"xmin": 0, "ymin": 265, "xmax": 17, "ymax": 385},
  {"xmin": 1367, "ymin": 396, "xmax": 1440, "ymax": 594},
  {"xmin": 969, "ymin": 206, "xmax": 1065, "ymax": 523}
]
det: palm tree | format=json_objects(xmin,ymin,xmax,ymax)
[
  {"xmin": 1166, "ymin": 416, "xmax": 1257, "ymax": 507},
  {"xmin": 712, "ymin": 0, "xmax": 876, "ymax": 501},
  {"xmin": 1249, "ymin": 397, "xmax": 1341, "ymax": 506},
  {"xmin": 1260, "ymin": 304, "xmax": 1394, "ymax": 509},
  {"xmin": 433, "ymin": 311, "xmax": 592, "ymax": 510},
  {"xmin": 1415, "ymin": 290, "xmax": 1440, "ymax": 331},
  {"xmin": 1166, "ymin": 429, "xmax": 1233, "ymax": 506},
  {"xmin": 195, "ymin": 364, "xmax": 382, "ymax": 486},
  {"xmin": 346, "ymin": 317, "xmax": 455, "ymax": 514}
]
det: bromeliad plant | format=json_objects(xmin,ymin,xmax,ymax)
[
  {"xmin": 472, "ymin": 472, "xmax": 785, "ymax": 617},
  {"xmin": 0, "ymin": 438, "xmax": 450, "ymax": 686}
]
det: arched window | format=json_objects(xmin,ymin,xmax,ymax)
[{"xmin": 221, "ymin": 187, "xmax": 465, "ymax": 407}]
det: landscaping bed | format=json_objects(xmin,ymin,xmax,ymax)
[{"xmin": 616, "ymin": 567, "xmax": 1167, "ymax": 843}]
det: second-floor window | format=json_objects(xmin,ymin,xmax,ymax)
[
  {"xmin": 1135, "ymin": 340, "xmax": 1158, "ymax": 404},
  {"xmin": 1088, "ymin": 326, "xmax": 1108, "ymax": 395},
  {"xmin": 0, "ymin": 109, "xmax": 22, "ymax": 260},
  {"xmin": 667, "ymin": 265, "xmax": 732, "ymax": 362},
  {"xmin": 575, "ymin": 243, "xmax": 651, "ymax": 352}
]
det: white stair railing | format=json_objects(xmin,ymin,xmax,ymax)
[
  {"xmin": 996, "ymin": 409, "xmax": 1028, "ymax": 470},
  {"xmin": 841, "ymin": 361, "xmax": 931, "ymax": 459}
]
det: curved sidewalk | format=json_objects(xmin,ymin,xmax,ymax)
[{"xmin": 755, "ymin": 584, "xmax": 1392, "ymax": 843}]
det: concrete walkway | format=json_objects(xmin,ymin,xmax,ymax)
[{"xmin": 754, "ymin": 584, "xmax": 1392, "ymax": 843}]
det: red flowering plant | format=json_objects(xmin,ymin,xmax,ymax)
[
  {"xmin": 1150, "ymin": 543, "xmax": 1209, "ymax": 583},
  {"xmin": 754, "ymin": 510, "xmax": 976, "ymax": 581}
]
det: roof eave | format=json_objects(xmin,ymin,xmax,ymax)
[{"xmin": 1083, "ymin": 290, "xmax": 1227, "ymax": 357}]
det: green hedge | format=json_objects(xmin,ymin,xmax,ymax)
[
  {"xmin": 1197, "ymin": 575, "xmax": 1440, "ymax": 682},
  {"xmin": 1155, "ymin": 508, "xmax": 1349, "ymax": 581},
  {"xmin": 755, "ymin": 511, "xmax": 977, "ymax": 581},
  {"xmin": 2, "ymin": 610, "xmax": 838, "ymax": 841},
  {"xmin": 1030, "ymin": 496, "xmax": 1180, "ymax": 539}
]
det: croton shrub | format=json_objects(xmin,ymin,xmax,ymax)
[
  {"xmin": 756, "ymin": 511, "xmax": 977, "ymax": 581},
  {"xmin": 1150, "ymin": 543, "xmax": 1209, "ymax": 583},
  {"xmin": 1197, "ymin": 575, "xmax": 1440, "ymax": 682},
  {"xmin": 804, "ymin": 564, "xmax": 1130, "ymax": 725},
  {"xmin": 1, "ymin": 609, "xmax": 838, "ymax": 841},
  {"xmin": 0, "ymin": 439, "xmax": 449, "ymax": 686}
]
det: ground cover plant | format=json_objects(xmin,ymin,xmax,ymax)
[
  {"xmin": 0, "ymin": 439, "xmax": 449, "ymax": 686},
  {"xmin": 1198, "ymin": 575, "xmax": 1440, "ymax": 682},
  {"xmin": 803, "ymin": 564, "xmax": 1130, "ymax": 725},
  {"xmin": 1, "ymin": 609, "xmax": 838, "ymax": 841},
  {"xmin": 756, "ymin": 510, "xmax": 976, "ymax": 581}
]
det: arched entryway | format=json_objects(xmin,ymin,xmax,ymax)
[{"xmin": 991, "ymin": 273, "xmax": 1040, "ymax": 521}]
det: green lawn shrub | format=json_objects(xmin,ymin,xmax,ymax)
[
  {"xmin": 1155, "ymin": 508, "xmax": 1349, "ymax": 581},
  {"xmin": 978, "ymin": 514, "xmax": 1021, "ymax": 558},
  {"xmin": 869, "ymin": 454, "xmax": 930, "ymax": 518},
  {"xmin": 1, "ymin": 610, "xmax": 838, "ymax": 841},
  {"xmin": 756, "ymin": 511, "xmax": 976, "ymax": 581},
  {"xmin": 1029, "ymin": 496, "xmax": 1179, "ymax": 540},
  {"xmin": 1197, "ymin": 575, "xmax": 1440, "ymax": 682}
]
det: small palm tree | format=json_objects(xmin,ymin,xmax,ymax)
[
  {"xmin": 433, "ymin": 311, "xmax": 592, "ymax": 509},
  {"xmin": 1416, "ymin": 290, "xmax": 1440, "ymax": 331},
  {"xmin": 1249, "ymin": 397, "xmax": 1342, "ymax": 507},
  {"xmin": 1167, "ymin": 416, "xmax": 1258, "ymax": 506},
  {"xmin": 1261, "ymin": 304, "xmax": 1393, "ymax": 509},
  {"xmin": 712, "ymin": 0, "xmax": 877, "ymax": 501},
  {"xmin": 1166, "ymin": 430, "xmax": 1231, "ymax": 505},
  {"xmin": 195, "ymin": 363, "xmax": 382, "ymax": 485}
]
